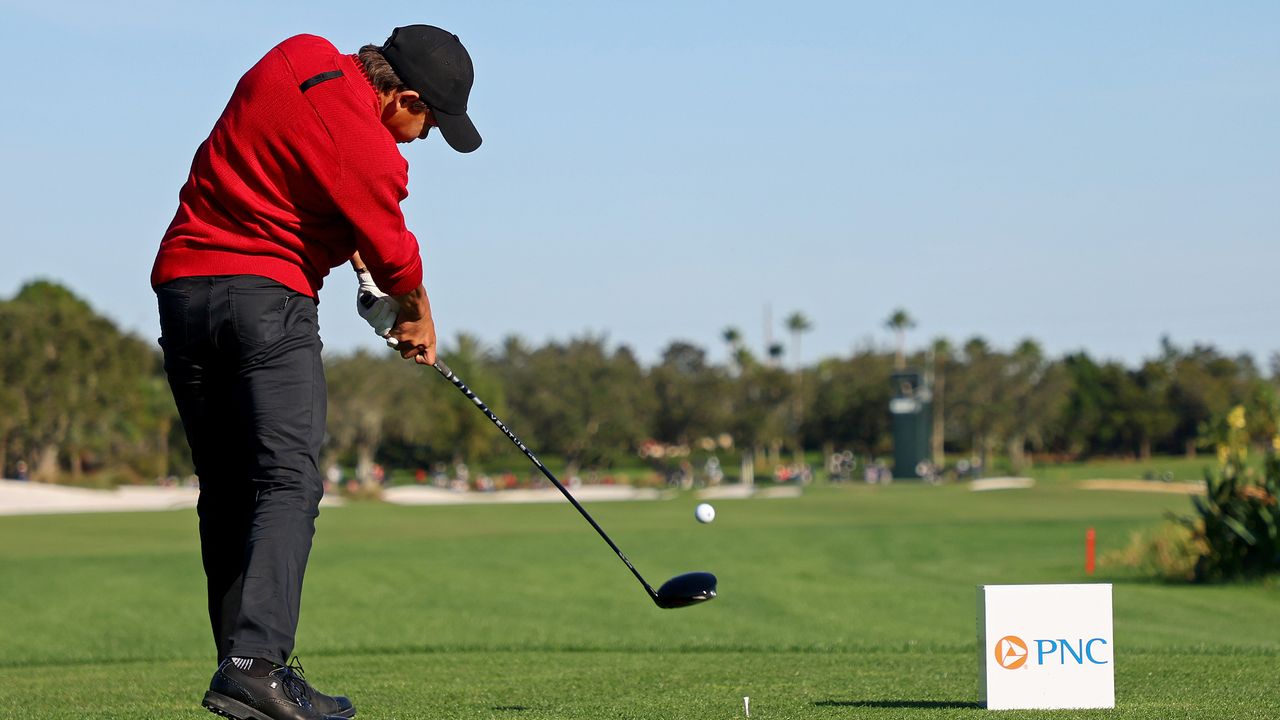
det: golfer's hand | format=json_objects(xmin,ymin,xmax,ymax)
[
  {"xmin": 387, "ymin": 285, "xmax": 437, "ymax": 365},
  {"xmin": 355, "ymin": 270, "xmax": 399, "ymax": 338},
  {"xmin": 389, "ymin": 314, "xmax": 437, "ymax": 365}
]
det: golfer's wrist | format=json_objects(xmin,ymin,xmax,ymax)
[{"xmin": 393, "ymin": 286, "xmax": 431, "ymax": 321}]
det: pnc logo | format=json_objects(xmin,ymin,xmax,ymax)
[
  {"xmin": 994, "ymin": 635, "xmax": 1029, "ymax": 669},
  {"xmin": 994, "ymin": 634, "xmax": 1110, "ymax": 669}
]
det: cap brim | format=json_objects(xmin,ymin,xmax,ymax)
[{"xmin": 433, "ymin": 110, "xmax": 481, "ymax": 153}]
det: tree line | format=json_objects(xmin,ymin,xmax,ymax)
[{"xmin": 2, "ymin": 282, "xmax": 1277, "ymax": 484}]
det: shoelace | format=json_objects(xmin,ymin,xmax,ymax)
[{"xmin": 280, "ymin": 657, "xmax": 314, "ymax": 705}]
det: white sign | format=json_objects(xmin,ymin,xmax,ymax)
[
  {"xmin": 977, "ymin": 584, "xmax": 1114, "ymax": 710},
  {"xmin": 889, "ymin": 398, "xmax": 919, "ymax": 414}
]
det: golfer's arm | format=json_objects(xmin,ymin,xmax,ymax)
[
  {"xmin": 350, "ymin": 250, "xmax": 431, "ymax": 323},
  {"xmin": 393, "ymin": 285, "xmax": 432, "ymax": 322}
]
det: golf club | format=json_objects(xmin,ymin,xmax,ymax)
[{"xmin": 430, "ymin": 357, "xmax": 717, "ymax": 609}]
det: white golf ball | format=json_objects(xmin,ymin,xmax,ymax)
[{"xmin": 695, "ymin": 503, "xmax": 716, "ymax": 524}]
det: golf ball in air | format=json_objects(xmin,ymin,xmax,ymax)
[{"xmin": 695, "ymin": 503, "xmax": 716, "ymax": 523}]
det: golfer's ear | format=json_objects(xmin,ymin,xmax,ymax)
[{"xmin": 397, "ymin": 90, "xmax": 421, "ymax": 108}]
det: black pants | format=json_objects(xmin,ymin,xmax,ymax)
[{"xmin": 156, "ymin": 275, "xmax": 326, "ymax": 665}]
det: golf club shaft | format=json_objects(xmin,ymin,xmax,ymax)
[{"xmin": 431, "ymin": 360, "xmax": 659, "ymax": 600}]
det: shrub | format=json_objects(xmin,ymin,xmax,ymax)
[
  {"xmin": 1109, "ymin": 405, "xmax": 1280, "ymax": 583},
  {"xmin": 1103, "ymin": 523, "xmax": 1204, "ymax": 582},
  {"xmin": 1178, "ymin": 406, "xmax": 1280, "ymax": 581}
]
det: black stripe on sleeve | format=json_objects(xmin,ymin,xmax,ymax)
[{"xmin": 299, "ymin": 70, "xmax": 344, "ymax": 93}]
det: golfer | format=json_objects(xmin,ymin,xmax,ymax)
[{"xmin": 151, "ymin": 25, "xmax": 481, "ymax": 720}]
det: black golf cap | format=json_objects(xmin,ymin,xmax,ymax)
[{"xmin": 381, "ymin": 24, "xmax": 481, "ymax": 153}]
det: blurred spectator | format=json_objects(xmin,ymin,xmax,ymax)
[
  {"xmin": 704, "ymin": 456, "xmax": 724, "ymax": 485},
  {"xmin": 827, "ymin": 451, "xmax": 856, "ymax": 482},
  {"xmin": 864, "ymin": 459, "xmax": 892, "ymax": 484},
  {"xmin": 325, "ymin": 464, "xmax": 342, "ymax": 493}
]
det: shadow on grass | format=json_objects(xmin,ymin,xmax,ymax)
[{"xmin": 815, "ymin": 699, "xmax": 980, "ymax": 710}]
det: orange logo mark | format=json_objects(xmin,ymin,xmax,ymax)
[{"xmin": 994, "ymin": 635, "xmax": 1029, "ymax": 669}]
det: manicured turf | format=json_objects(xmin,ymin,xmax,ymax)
[{"xmin": 1, "ymin": 477, "xmax": 1277, "ymax": 718}]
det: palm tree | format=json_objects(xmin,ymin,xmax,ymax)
[
  {"xmin": 784, "ymin": 312, "xmax": 812, "ymax": 370},
  {"xmin": 884, "ymin": 308, "xmax": 916, "ymax": 369},
  {"xmin": 723, "ymin": 326, "xmax": 744, "ymax": 374},
  {"xmin": 783, "ymin": 312, "xmax": 813, "ymax": 463},
  {"xmin": 722, "ymin": 326, "xmax": 742, "ymax": 349}
]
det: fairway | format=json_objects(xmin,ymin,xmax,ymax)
[{"xmin": 1, "ymin": 480, "xmax": 1277, "ymax": 719}]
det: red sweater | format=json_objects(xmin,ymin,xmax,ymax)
[{"xmin": 152, "ymin": 35, "xmax": 423, "ymax": 298}]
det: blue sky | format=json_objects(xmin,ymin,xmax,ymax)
[{"xmin": 1, "ymin": 1, "xmax": 1276, "ymax": 367}]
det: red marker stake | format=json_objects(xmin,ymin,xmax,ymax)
[{"xmin": 1085, "ymin": 527, "xmax": 1096, "ymax": 576}]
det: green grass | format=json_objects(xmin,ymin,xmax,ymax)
[{"xmin": 0, "ymin": 480, "xmax": 1276, "ymax": 718}]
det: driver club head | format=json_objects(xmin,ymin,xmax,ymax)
[{"xmin": 654, "ymin": 572, "xmax": 718, "ymax": 609}]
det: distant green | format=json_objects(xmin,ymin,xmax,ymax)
[{"xmin": 1, "ymin": 477, "xmax": 1276, "ymax": 719}]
